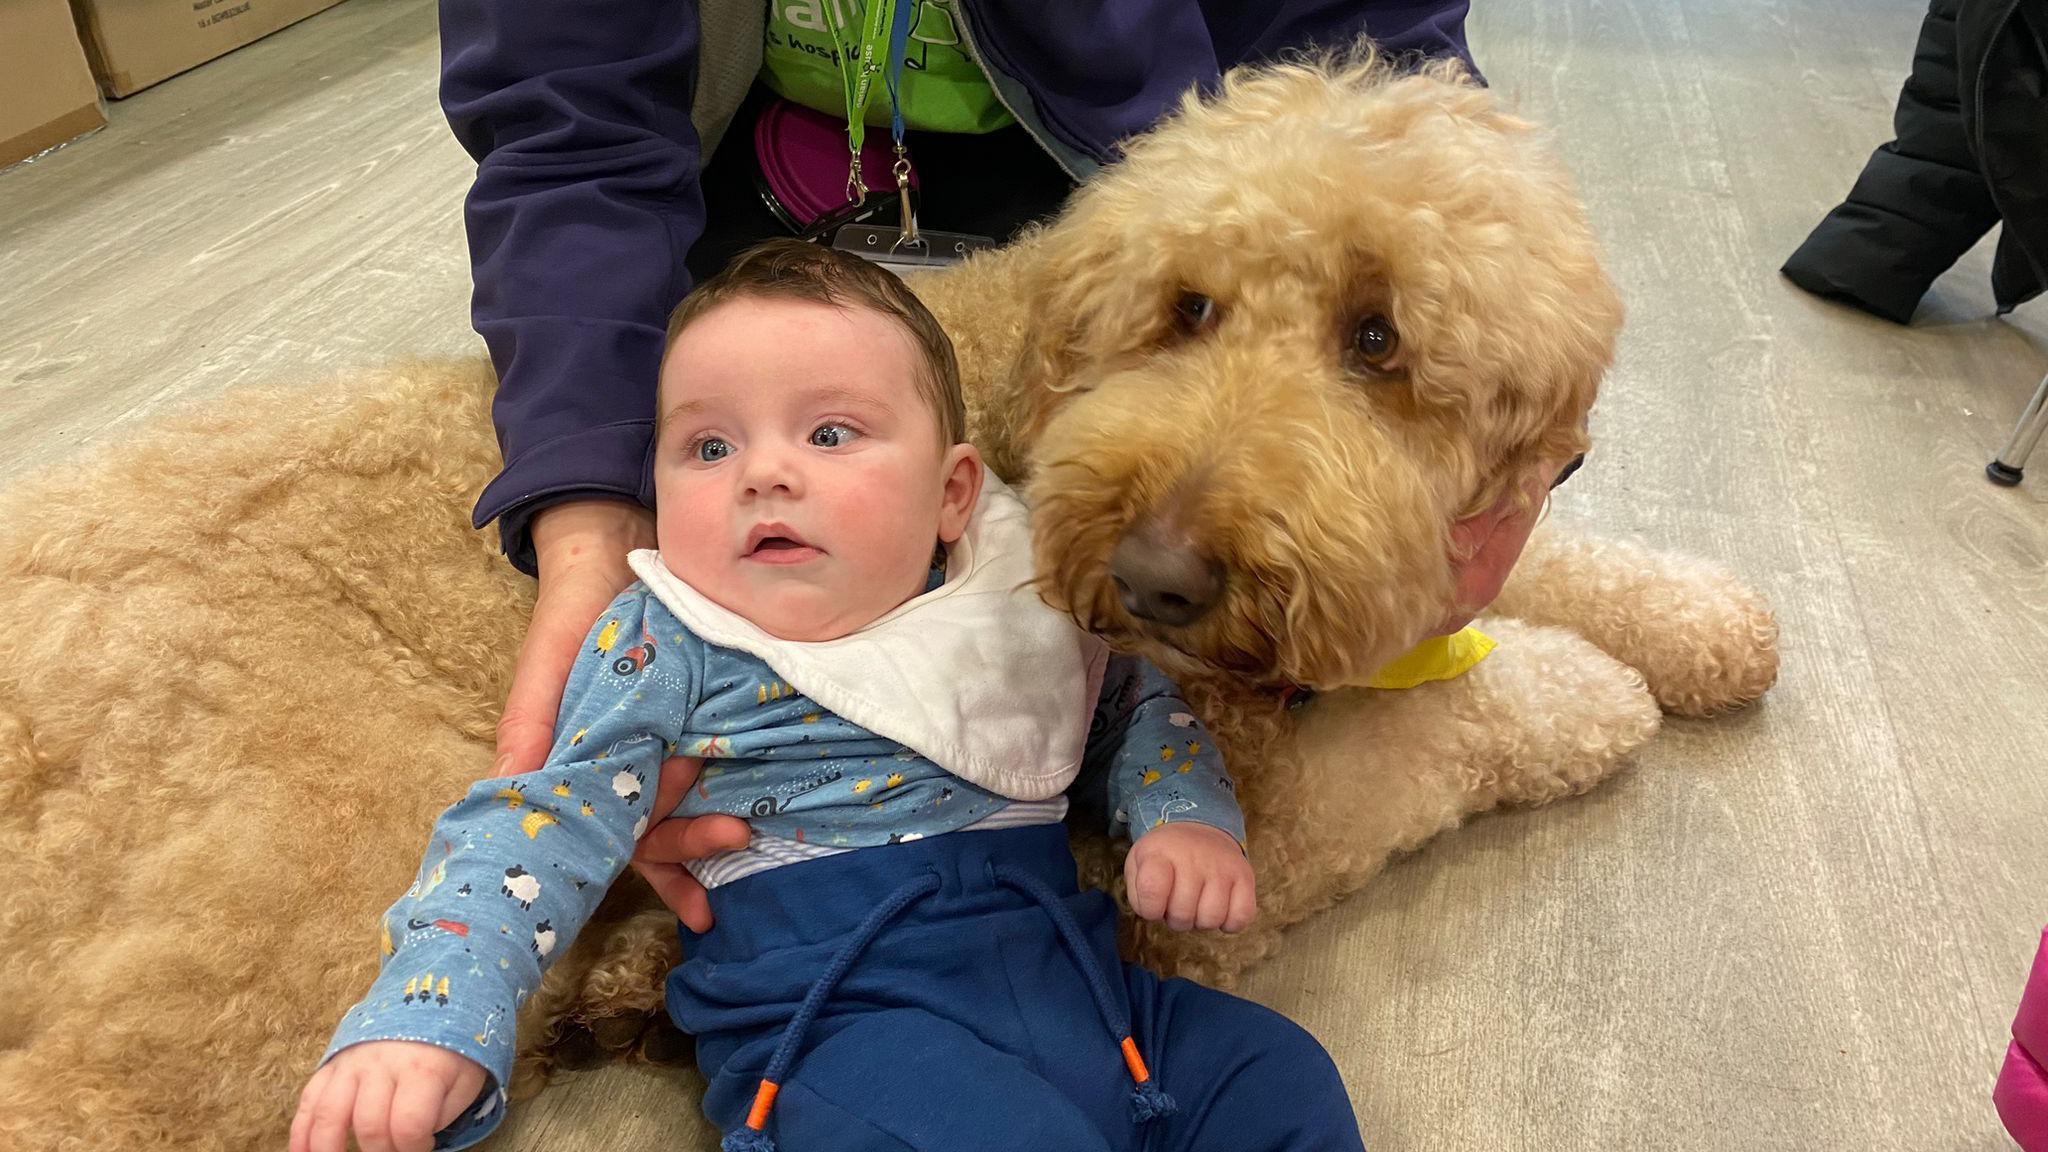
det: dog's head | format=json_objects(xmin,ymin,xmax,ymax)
[{"xmin": 1014, "ymin": 51, "xmax": 1621, "ymax": 690}]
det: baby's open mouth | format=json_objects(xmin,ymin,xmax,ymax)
[{"xmin": 744, "ymin": 524, "xmax": 822, "ymax": 561}]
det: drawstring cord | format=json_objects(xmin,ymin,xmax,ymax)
[
  {"xmin": 722, "ymin": 863, "xmax": 1176, "ymax": 1150},
  {"xmin": 722, "ymin": 872, "xmax": 942, "ymax": 1152},
  {"xmin": 990, "ymin": 864, "xmax": 1178, "ymax": 1124}
]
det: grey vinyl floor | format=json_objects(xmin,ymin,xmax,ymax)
[{"xmin": 2, "ymin": 0, "xmax": 2044, "ymax": 1147}]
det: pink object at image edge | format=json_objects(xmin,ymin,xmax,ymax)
[{"xmin": 1996, "ymin": 928, "xmax": 2048, "ymax": 1151}]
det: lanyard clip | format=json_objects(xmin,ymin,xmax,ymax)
[{"xmin": 892, "ymin": 147, "xmax": 918, "ymax": 247}]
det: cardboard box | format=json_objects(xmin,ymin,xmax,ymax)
[
  {"xmin": 68, "ymin": 0, "xmax": 348, "ymax": 98},
  {"xmin": 1, "ymin": 0, "xmax": 107, "ymax": 168}
]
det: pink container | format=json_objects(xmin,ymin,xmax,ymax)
[{"xmin": 1996, "ymin": 928, "xmax": 2048, "ymax": 1151}]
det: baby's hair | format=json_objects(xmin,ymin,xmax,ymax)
[{"xmin": 661, "ymin": 239, "xmax": 967, "ymax": 446}]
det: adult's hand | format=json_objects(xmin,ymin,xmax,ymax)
[
  {"xmin": 494, "ymin": 498, "xmax": 657, "ymax": 778},
  {"xmin": 630, "ymin": 760, "xmax": 750, "ymax": 933},
  {"xmin": 1434, "ymin": 457, "xmax": 1570, "ymax": 636}
]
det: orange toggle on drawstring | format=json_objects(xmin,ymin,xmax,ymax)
[
  {"xmin": 724, "ymin": 1079, "xmax": 783, "ymax": 1151},
  {"xmin": 1120, "ymin": 1034, "xmax": 1176, "ymax": 1121},
  {"xmin": 1120, "ymin": 1037, "xmax": 1151, "ymax": 1084},
  {"xmin": 747, "ymin": 1080, "xmax": 780, "ymax": 1130}
]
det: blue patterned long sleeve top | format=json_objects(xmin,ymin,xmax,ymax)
[{"xmin": 319, "ymin": 583, "xmax": 1242, "ymax": 1148}]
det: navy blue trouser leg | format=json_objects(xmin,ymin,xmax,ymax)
[{"xmin": 1130, "ymin": 970, "xmax": 1366, "ymax": 1152}]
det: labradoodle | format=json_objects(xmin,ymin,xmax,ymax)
[{"xmin": 0, "ymin": 49, "xmax": 1774, "ymax": 1152}]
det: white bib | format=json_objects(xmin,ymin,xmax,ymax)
[{"xmin": 628, "ymin": 472, "xmax": 1109, "ymax": 802}]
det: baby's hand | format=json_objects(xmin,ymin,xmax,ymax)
[
  {"xmin": 1125, "ymin": 821, "xmax": 1257, "ymax": 934},
  {"xmin": 290, "ymin": 1040, "xmax": 487, "ymax": 1152}
]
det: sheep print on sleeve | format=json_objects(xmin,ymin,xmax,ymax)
[{"xmin": 318, "ymin": 585, "xmax": 697, "ymax": 1149}]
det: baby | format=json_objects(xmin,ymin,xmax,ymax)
[{"xmin": 293, "ymin": 240, "xmax": 1362, "ymax": 1152}]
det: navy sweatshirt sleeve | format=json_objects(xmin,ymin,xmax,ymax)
[
  {"xmin": 957, "ymin": 0, "xmax": 1476, "ymax": 171},
  {"xmin": 1207, "ymin": 0, "xmax": 1478, "ymax": 78},
  {"xmin": 439, "ymin": 0, "xmax": 708, "ymax": 574}
]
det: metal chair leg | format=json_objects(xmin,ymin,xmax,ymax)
[{"xmin": 1988, "ymin": 370, "xmax": 2048, "ymax": 486}]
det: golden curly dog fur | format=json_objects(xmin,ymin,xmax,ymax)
[
  {"xmin": 922, "ymin": 52, "xmax": 1777, "ymax": 985},
  {"xmin": 0, "ymin": 50, "xmax": 1777, "ymax": 1151}
]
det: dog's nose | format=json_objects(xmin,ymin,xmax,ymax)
[{"xmin": 1110, "ymin": 518, "xmax": 1224, "ymax": 628}]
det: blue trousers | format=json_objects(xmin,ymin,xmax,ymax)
[{"xmin": 665, "ymin": 825, "xmax": 1365, "ymax": 1152}]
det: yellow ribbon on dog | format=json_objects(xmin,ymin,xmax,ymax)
[{"xmin": 1365, "ymin": 626, "xmax": 1496, "ymax": 690}]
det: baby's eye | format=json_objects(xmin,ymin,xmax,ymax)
[
  {"xmin": 810, "ymin": 424, "xmax": 858, "ymax": 448},
  {"xmin": 694, "ymin": 437, "xmax": 731, "ymax": 463}
]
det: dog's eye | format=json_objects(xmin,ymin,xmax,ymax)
[
  {"xmin": 1173, "ymin": 292, "xmax": 1219, "ymax": 335},
  {"xmin": 1352, "ymin": 315, "xmax": 1399, "ymax": 369}
]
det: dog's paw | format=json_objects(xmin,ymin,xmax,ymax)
[
  {"xmin": 1643, "ymin": 571, "xmax": 1780, "ymax": 717},
  {"xmin": 1496, "ymin": 531, "xmax": 1781, "ymax": 717},
  {"xmin": 1451, "ymin": 618, "xmax": 1663, "ymax": 805}
]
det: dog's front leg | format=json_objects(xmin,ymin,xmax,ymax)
[
  {"xmin": 1123, "ymin": 625, "xmax": 1659, "ymax": 986},
  {"xmin": 1489, "ymin": 526, "xmax": 1780, "ymax": 717},
  {"xmin": 1278, "ymin": 620, "xmax": 1659, "ymax": 862}
]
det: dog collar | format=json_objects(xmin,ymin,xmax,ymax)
[
  {"xmin": 1278, "ymin": 625, "xmax": 1498, "ymax": 710},
  {"xmin": 1271, "ymin": 452, "xmax": 1578, "ymax": 713}
]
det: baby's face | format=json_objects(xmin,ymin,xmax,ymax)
[{"xmin": 654, "ymin": 296, "xmax": 980, "ymax": 641}]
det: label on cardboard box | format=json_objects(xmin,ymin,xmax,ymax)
[{"xmin": 194, "ymin": 0, "xmax": 257, "ymax": 28}]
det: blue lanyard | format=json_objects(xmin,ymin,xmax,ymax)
[{"xmin": 882, "ymin": 0, "xmax": 912, "ymax": 150}]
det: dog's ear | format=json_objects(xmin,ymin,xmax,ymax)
[
  {"xmin": 1005, "ymin": 190, "xmax": 1166, "ymax": 429},
  {"xmin": 1007, "ymin": 234, "xmax": 1079, "ymax": 408}
]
